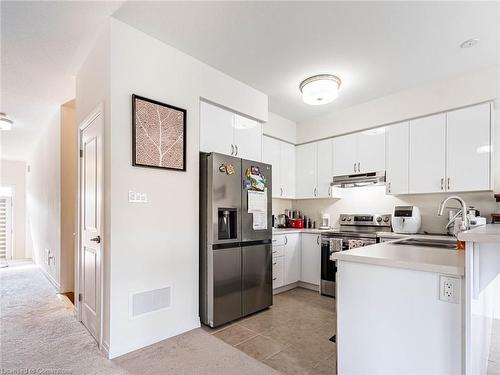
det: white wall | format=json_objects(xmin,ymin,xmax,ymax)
[
  {"xmin": 89, "ymin": 19, "xmax": 268, "ymax": 358},
  {"xmin": 0, "ymin": 159, "xmax": 28, "ymax": 259},
  {"xmin": 60, "ymin": 101, "xmax": 77, "ymax": 293},
  {"xmin": 264, "ymin": 112, "xmax": 297, "ymax": 144},
  {"xmin": 26, "ymin": 109, "xmax": 61, "ymax": 289}
]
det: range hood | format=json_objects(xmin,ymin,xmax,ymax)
[{"xmin": 331, "ymin": 171, "xmax": 386, "ymax": 188}]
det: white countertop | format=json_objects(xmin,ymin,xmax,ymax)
[
  {"xmin": 331, "ymin": 240, "xmax": 464, "ymax": 276},
  {"xmin": 457, "ymin": 224, "xmax": 500, "ymax": 243},
  {"xmin": 272, "ymin": 228, "xmax": 337, "ymax": 234}
]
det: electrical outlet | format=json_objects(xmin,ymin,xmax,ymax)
[
  {"xmin": 439, "ymin": 275, "xmax": 460, "ymax": 304},
  {"xmin": 128, "ymin": 190, "xmax": 137, "ymax": 202}
]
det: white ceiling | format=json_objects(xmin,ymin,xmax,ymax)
[
  {"xmin": 1, "ymin": 2, "xmax": 499, "ymax": 160},
  {"xmin": 0, "ymin": 1, "xmax": 123, "ymax": 160},
  {"xmin": 114, "ymin": 1, "xmax": 500, "ymax": 123}
]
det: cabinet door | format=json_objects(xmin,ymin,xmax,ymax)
[
  {"xmin": 316, "ymin": 139, "xmax": 333, "ymax": 197},
  {"xmin": 333, "ymin": 133, "xmax": 357, "ymax": 176},
  {"xmin": 409, "ymin": 113, "xmax": 446, "ymax": 193},
  {"xmin": 200, "ymin": 101, "xmax": 234, "ymax": 155},
  {"xmin": 296, "ymin": 143, "xmax": 318, "ymax": 198},
  {"xmin": 446, "ymin": 103, "xmax": 491, "ymax": 192},
  {"xmin": 280, "ymin": 142, "xmax": 296, "ymax": 199},
  {"xmin": 272, "ymin": 255, "xmax": 284, "ymax": 289},
  {"xmin": 385, "ymin": 122, "xmax": 409, "ymax": 194},
  {"xmin": 283, "ymin": 233, "xmax": 300, "ymax": 285},
  {"xmin": 233, "ymin": 114, "xmax": 262, "ymax": 161},
  {"xmin": 300, "ymin": 233, "xmax": 321, "ymax": 286},
  {"xmin": 357, "ymin": 129, "xmax": 386, "ymax": 173},
  {"xmin": 262, "ymin": 136, "xmax": 281, "ymax": 198}
]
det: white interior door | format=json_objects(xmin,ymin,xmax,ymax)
[
  {"xmin": 446, "ymin": 103, "xmax": 491, "ymax": 192},
  {"xmin": 316, "ymin": 139, "xmax": 333, "ymax": 197},
  {"xmin": 409, "ymin": 113, "xmax": 446, "ymax": 193},
  {"xmin": 200, "ymin": 101, "xmax": 234, "ymax": 156},
  {"xmin": 385, "ymin": 122, "xmax": 409, "ymax": 194},
  {"xmin": 0, "ymin": 196, "xmax": 12, "ymax": 260},
  {"xmin": 79, "ymin": 108, "xmax": 103, "ymax": 343},
  {"xmin": 233, "ymin": 114, "xmax": 262, "ymax": 161},
  {"xmin": 333, "ymin": 133, "xmax": 357, "ymax": 176}
]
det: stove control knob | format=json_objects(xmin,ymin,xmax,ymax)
[
  {"xmin": 383, "ymin": 216, "xmax": 390, "ymax": 222},
  {"xmin": 347, "ymin": 217, "xmax": 352, "ymax": 222},
  {"xmin": 341, "ymin": 217, "xmax": 346, "ymax": 221},
  {"xmin": 376, "ymin": 217, "xmax": 382, "ymax": 223}
]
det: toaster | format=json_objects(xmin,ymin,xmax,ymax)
[{"xmin": 391, "ymin": 206, "xmax": 421, "ymax": 234}]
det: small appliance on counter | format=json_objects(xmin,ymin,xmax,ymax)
[
  {"xmin": 319, "ymin": 213, "xmax": 331, "ymax": 229},
  {"xmin": 493, "ymin": 194, "xmax": 500, "ymax": 224},
  {"xmin": 289, "ymin": 218, "xmax": 304, "ymax": 228},
  {"xmin": 275, "ymin": 214, "xmax": 287, "ymax": 228},
  {"xmin": 391, "ymin": 206, "xmax": 421, "ymax": 234}
]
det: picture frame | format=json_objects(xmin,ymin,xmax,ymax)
[{"xmin": 132, "ymin": 94, "xmax": 187, "ymax": 171}]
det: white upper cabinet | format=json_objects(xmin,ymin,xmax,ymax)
[
  {"xmin": 262, "ymin": 135, "xmax": 295, "ymax": 199},
  {"xmin": 280, "ymin": 142, "xmax": 296, "ymax": 198},
  {"xmin": 200, "ymin": 101, "xmax": 234, "ymax": 156},
  {"xmin": 409, "ymin": 113, "xmax": 446, "ymax": 194},
  {"xmin": 200, "ymin": 101, "xmax": 262, "ymax": 160},
  {"xmin": 385, "ymin": 122, "xmax": 409, "ymax": 195},
  {"xmin": 316, "ymin": 139, "xmax": 334, "ymax": 197},
  {"xmin": 446, "ymin": 103, "xmax": 491, "ymax": 192},
  {"xmin": 296, "ymin": 143, "xmax": 318, "ymax": 198},
  {"xmin": 333, "ymin": 133, "xmax": 357, "ymax": 175},
  {"xmin": 233, "ymin": 114, "xmax": 262, "ymax": 161},
  {"xmin": 357, "ymin": 129, "xmax": 386, "ymax": 173}
]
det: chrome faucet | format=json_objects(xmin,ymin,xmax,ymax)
[{"xmin": 438, "ymin": 195, "xmax": 469, "ymax": 232}]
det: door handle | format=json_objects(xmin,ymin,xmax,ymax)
[
  {"xmin": 354, "ymin": 163, "xmax": 357, "ymax": 173},
  {"xmin": 90, "ymin": 235, "xmax": 101, "ymax": 244},
  {"xmin": 231, "ymin": 144, "xmax": 234, "ymax": 155},
  {"xmin": 235, "ymin": 145, "xmax": 238, "ymax": 156},
  {"xmin": 358, "ymin": 162, "xmax": 360, "ymax": 172}
]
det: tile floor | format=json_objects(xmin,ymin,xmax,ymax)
[{"xmin": 203, "ymin": 287, "xmax": 336, "ymax": 375}]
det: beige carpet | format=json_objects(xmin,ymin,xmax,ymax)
[{"xmin": 0, "ymin": 261, "xmax": 277, "ymax": 374}]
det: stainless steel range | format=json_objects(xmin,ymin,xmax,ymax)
[{"xmin": 320, "ymin": 214, "xmax": 391, "ymax": 297}]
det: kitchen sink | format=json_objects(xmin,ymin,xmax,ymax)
[{"xmin": 390, "ymin": 237, "xmax": 458, "ymax": 250}]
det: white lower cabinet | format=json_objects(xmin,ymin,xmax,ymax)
[
  {"xmin": 283, "ymin": 233, "xmax": 301, "ymax": 285},
  {"xmin": 272, "ymin": 253, "xmax": 284, "ymax": 289},
  {"xmin": 300, "ymin": 233, "xmax": 321, "ymax": 286}
]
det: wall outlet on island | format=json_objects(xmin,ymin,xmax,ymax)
[{"xmin": 439, "ymin": 275, "xmax": 460, "ymax": 304}]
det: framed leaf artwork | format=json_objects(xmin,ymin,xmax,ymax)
[{"xmin": 132, "ymin": 94, "xmax": 187, "ymax": 171}]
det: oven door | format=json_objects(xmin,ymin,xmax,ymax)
[{"xmin": 321, "ymin": 240, "xmax": 336, "ymax": 283}]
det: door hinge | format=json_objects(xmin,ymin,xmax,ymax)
[
  {"xmin": 78, "ymin": 293, "xmax": 82, "ymax": 302},
  {"xmin": 79, "ymin": 149, "xmax": 83, "ymax": 158}
]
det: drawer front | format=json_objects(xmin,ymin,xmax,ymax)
[
  {"xmin": 272, "ymin": 234, "xmax": 286, "ymax": 246},
  {"xmin": 272, "ymin": 256, "xmax": 284, "ymax": 289},
  {"xmin": 272, "ymin": 245, "xmax": 284, "ymax": 258}
]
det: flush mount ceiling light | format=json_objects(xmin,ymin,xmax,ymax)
[
  {"xmin": 299, "ymin": 74, "xmax": 341, "ymax": 105},
  {"xmin": 460, "ymin": 38, "xmax": 479, "ymax": 48},
  {"xmin": 0, "ymin": 112, "xmax": 13, "ymax": 131}
]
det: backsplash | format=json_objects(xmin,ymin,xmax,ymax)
[
  {"xmin": 290, "ymin": 185, "xmax": 497, "ymax": 234},
  {"xmin": 272, "ymin": 198, "xmax": 292, "ymax": 216}
]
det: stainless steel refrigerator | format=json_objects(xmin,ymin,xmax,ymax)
[{"xmin": 200, "ymin": 152, "xmax": 273, "ymax": 327}]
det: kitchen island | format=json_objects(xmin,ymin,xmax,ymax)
[
  {"xmin": 332, "ymin": 237, "xmax": 465, "ymax": 374},
  {"xmin": 458, "ymin": 224, "xmax": 500, "ymax": 375}
]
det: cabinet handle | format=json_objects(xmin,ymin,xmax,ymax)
[
  {"xmin": 314, "ymin": 187, "xmax": 317, "ymax": 197},
  {"xmin": 235, "ymin": 144, "xmax": 238, "ymax": 156},
  {"xmin": 280, "ymin": 187, "xmax": 283, "ymax": 197},
  {"xmin": 358, "ymin": 162, "xmax": 360, "ymax": 172},
  {"xmin": 440, "ymin": 178, "xmax": 444, "ymax": 191},
  {"xmin": 328, "ymin": 186, "xmax": 332, "ymax": 196},
  {"xmin": 354, "ymin": 163, "xmax": 357, "ymax": 173},
  {"xmin": 272, "ymin": 250, "xmax": 277, "ymax": 254},
  {"xmin": 272, "ymin": 239, "xmax": 277, "ymax": 242},
  {"xmin": 231, "ymin": 144, "xmax": 234, "ymax": 155},
  {"xmin": 317, "ymin": 236, "xmax": 320, "ymax": 245},
  {"xmin": 285, "ymin": 236, "xmax": 288, "ymax": 245},
  {"xmin": 387, "ymin": 182, "xmax": 391, "ymax": 194},
  {"xmin": 447, "ymin": 178, "xmax": 450, "ymax": 190},
  {"xmin": 273, "ymin": 262, "xmax": 277, "ymax": 265},
  {"xmin": 273, "ymin": 277, "xmax": 277, "ymax": 281}
]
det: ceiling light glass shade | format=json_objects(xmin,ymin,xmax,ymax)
[
  {"xmin": 0, "ymin": 113, "xmax": 13, "ymax": 131},
  {"xmin": 300, "ymin": 74, "xmax": 341, "ymax": 105}
]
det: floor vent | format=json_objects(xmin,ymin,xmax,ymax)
[{"xmin": 130, "ymin": 286, "xmax": 171, "ymax": 318}]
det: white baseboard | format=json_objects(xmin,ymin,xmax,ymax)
[
  {"xmin": 38, "ymin": 264, "xmax": 61, "ymax": 292},
  {"xmin": 101, "ymin": 340, "xmax": 110, "ymax": 359},
  {"xmin": 273, "ymin": 281, "xmax": 319, "ymax": 295}
]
